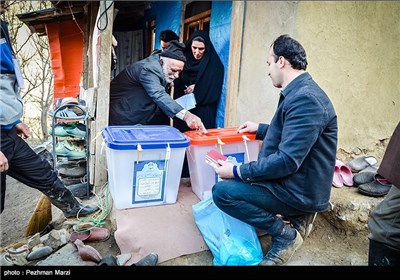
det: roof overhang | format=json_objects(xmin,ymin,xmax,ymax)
[{"xmin": 16, "ymin": 1, "xmax": 87, "ymax": 36}]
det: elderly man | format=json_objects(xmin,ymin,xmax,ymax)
[{"xmin": 109, "ymin": 40, "xmax": 206, "ymax": 132}]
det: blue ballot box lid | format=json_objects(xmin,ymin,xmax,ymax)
[{"xmin": 102, "ymin": 125, "xmax": 190, "ymax": 150}]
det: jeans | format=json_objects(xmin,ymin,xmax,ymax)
[{"xmin": 212, "ymin": 179, "xmax": 308, "ymax": 237}]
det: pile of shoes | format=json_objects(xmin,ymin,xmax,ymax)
[
  {"xmin": 70, "ymin": 226, "xmax": 158, "ymax": 266},
  {"xmin": 48, "ymin": 97, "xmax": 92, "ymax": 198},
  {"xmin": 4, "ymin": 229, "xmax": 70, "ymax": 266},
  {"xmin": 347, "ymin": 156, "xmax": 392, "ymax": 197}
]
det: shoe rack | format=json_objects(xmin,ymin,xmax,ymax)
[{"xmin": 49, "ymin": 103, "xmax": 91, "ymax": 199}]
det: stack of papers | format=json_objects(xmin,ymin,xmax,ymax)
[
  {"xmin": 175, "ymin": 93, "xmax": 196, "ymax": 110},
  {"xmin": 205, "ymin": 150, "xmax": 227, "ymax": 168}
]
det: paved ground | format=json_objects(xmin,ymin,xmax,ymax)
[{"xmin": 1, "ymin": 177, "xmax": 383, "ymax": 268}]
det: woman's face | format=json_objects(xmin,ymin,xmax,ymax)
[{"xmin": 191, "ymin": 40, "xmax": 206, "ymax": 60}]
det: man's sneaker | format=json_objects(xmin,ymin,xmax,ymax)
[
  {"xmin": 259, "ymin": 229, "xmax": 303, "ymax": 266},
  {"xmin": 288, "ymin": 213, "xmax": 317, "ymax": 239}
]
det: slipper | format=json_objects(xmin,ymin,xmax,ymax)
[
  {"xmin": 70, "ymin": 227, "xmax": 110, "ymax": 242},
  {"xmin": 347, "ymin": 156, "xmax": 377, "ymax": 173},
  {"xmin": 353, "ymin": 171, "xmax": 376, "ymax": 186},
  {"xmin": 358, "ymin": 177, "xmax": 392, "ymax": 197},
  {"xmin": 74, "ymin": 239, "xmax": 102, "ymax": 263},
  {"xmin": 337, "ymin": 160, "xmax": 353, "ymax": 187},
  {"xmin": 359, "ymin": 165, "xmax": 378, "ymax": 173},
  {"xmin": 332, "ymin": 160, "xmax": 344, "ymax": 188}
]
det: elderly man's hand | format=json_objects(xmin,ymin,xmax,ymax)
[{"xmin": 184, "ymin": 111, "xmax": 207, "ymax": 133}]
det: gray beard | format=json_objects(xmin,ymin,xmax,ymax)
[{"xmin": 162, "ymin": 63, "xmax": 173, "ymax": 84}]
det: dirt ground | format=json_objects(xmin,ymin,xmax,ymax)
[{"xmin": 0, "ymin": 175, "xmax": 373, "ymax": 267}]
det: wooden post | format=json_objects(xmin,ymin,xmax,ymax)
[{"xmin": 170, "ymin": 83, "xmax": 174, "ymax": 127}]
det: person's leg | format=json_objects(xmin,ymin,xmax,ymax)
[
  {"xmin": 1, "ymin": 129, "xmax": 13, "ymax": 214},
  {"xmin": 4, "ymin": 128, "xmax": 98, "ymax": 218},
  {"xmin": 368, "ymin": 239, "xmax": 400, "ymax": 266},
  {"xmin": 212, "ymin": 179, "xmax": 304, "ymax": 265},
  {"xmin": 1, "ymin": 172, "xmax": 6, "ymax": 213},
  {"xmin": 212, "ymin": 180, "xmax": 298, "ymax": 233},
  {"xmin": 283, "ymin": 212, "xmax": 318, "ymax": 239}
]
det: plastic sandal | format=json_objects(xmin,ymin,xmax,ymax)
[{"xmin": 332, "ymin": 160, "xmax": 344, "ymax": 188}]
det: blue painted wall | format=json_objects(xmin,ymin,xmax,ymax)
[
  {"xmin": 144, "ymin": 1, "xmax": 182, "ymax": 52},
  {"xmin": 209, "ymin": 1, "xmax": 232, "ymax": 128},
  {"xmin": 145, "ymin": 1, "xmax": 232, "ymax": 128}
]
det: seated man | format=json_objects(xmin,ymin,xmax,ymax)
[{"xmin": 212, "ymin": 35, "xmax": 338, "ymax": 266}]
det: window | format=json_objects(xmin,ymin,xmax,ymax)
[{"xmin": 183, "ymin": 1, "xmax": 211, "ymax": 42}]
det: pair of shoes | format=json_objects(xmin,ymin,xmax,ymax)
[
  {"xmin": 353, "ymin": 171, "xmax": 376, "ymax": 186},
  {"xmin": 70, "ymin": 227, "xmax": 110, "ymax": 243},
  {"xmin": 55, "ymin": 141, "xmax": 86, "ymax": 159},
  {"xmin": 48, "ymin": 123, "xmax": 70, "ymax": 137},
  {"xmin": 61, "ymin": 176, "xmax": 85, "ymax": 186},
  {"xmin": 58, "ymin": 165, "xmax": 86, "ymax": 178},
  {"xmin": 49, "ymin": 123, "xmax": 87, "ymax": 138},
  {"xmin": 131, "ymin": 253, "xmax": 158, "ymax": 266},
  {"xmin": 333, "ymin": 159, "xmax": 353, "ymax": 187},
  {"xmin": 63, "ymin": 123, "xmax": 86, "ymax": 138},
  {"xmin": 358, "ymin": 175, "xmax": 392, "ymax": 197},
  {"xmin": 347, "ymin": 156, "xmax": 378, "ymax": 173},
  {"xmin": 258, "ymin": 229, "xmax": 303, "ymax": 266},
  {"xmin": 287, "ymin": 213, "xmax": 318, "ymax": 239}
]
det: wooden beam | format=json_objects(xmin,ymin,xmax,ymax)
[
  {"xmin": 93, "ymin": 1, "xmax": 114, "ymax": 188},
  {"xmin": 225, "ymin": 1, "xmax": 245, "ymax": 127}
]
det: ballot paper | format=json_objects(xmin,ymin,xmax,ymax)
[{"xmin": 175, "ymin": 93, "xmax": 196, "ymax": 110}]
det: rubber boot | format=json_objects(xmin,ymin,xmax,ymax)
[{"xmin": 42, "ymin": 179, "xmax": 99, "ymax": 218}]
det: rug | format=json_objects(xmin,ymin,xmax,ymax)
[{"xmin": 114, "ymin": 182, "xmax": 208, "ymax": 265}]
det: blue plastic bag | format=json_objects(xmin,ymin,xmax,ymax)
[{"xmin": 192, "ymin": 196, "xmax": 263, "ymax": 266}]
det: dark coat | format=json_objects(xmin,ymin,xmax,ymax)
[{"xmin": 109, "ymin": 54, "xmax": 183, "ymax": 125}]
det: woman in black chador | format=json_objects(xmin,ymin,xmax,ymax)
[{"xmin": 173, "ymin": 30, "xmax": 224, "ymax": 132}]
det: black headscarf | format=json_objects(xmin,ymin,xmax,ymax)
[{"xmin": 173, "ymin": 30, "xmax": 224, "ymax": 131}]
